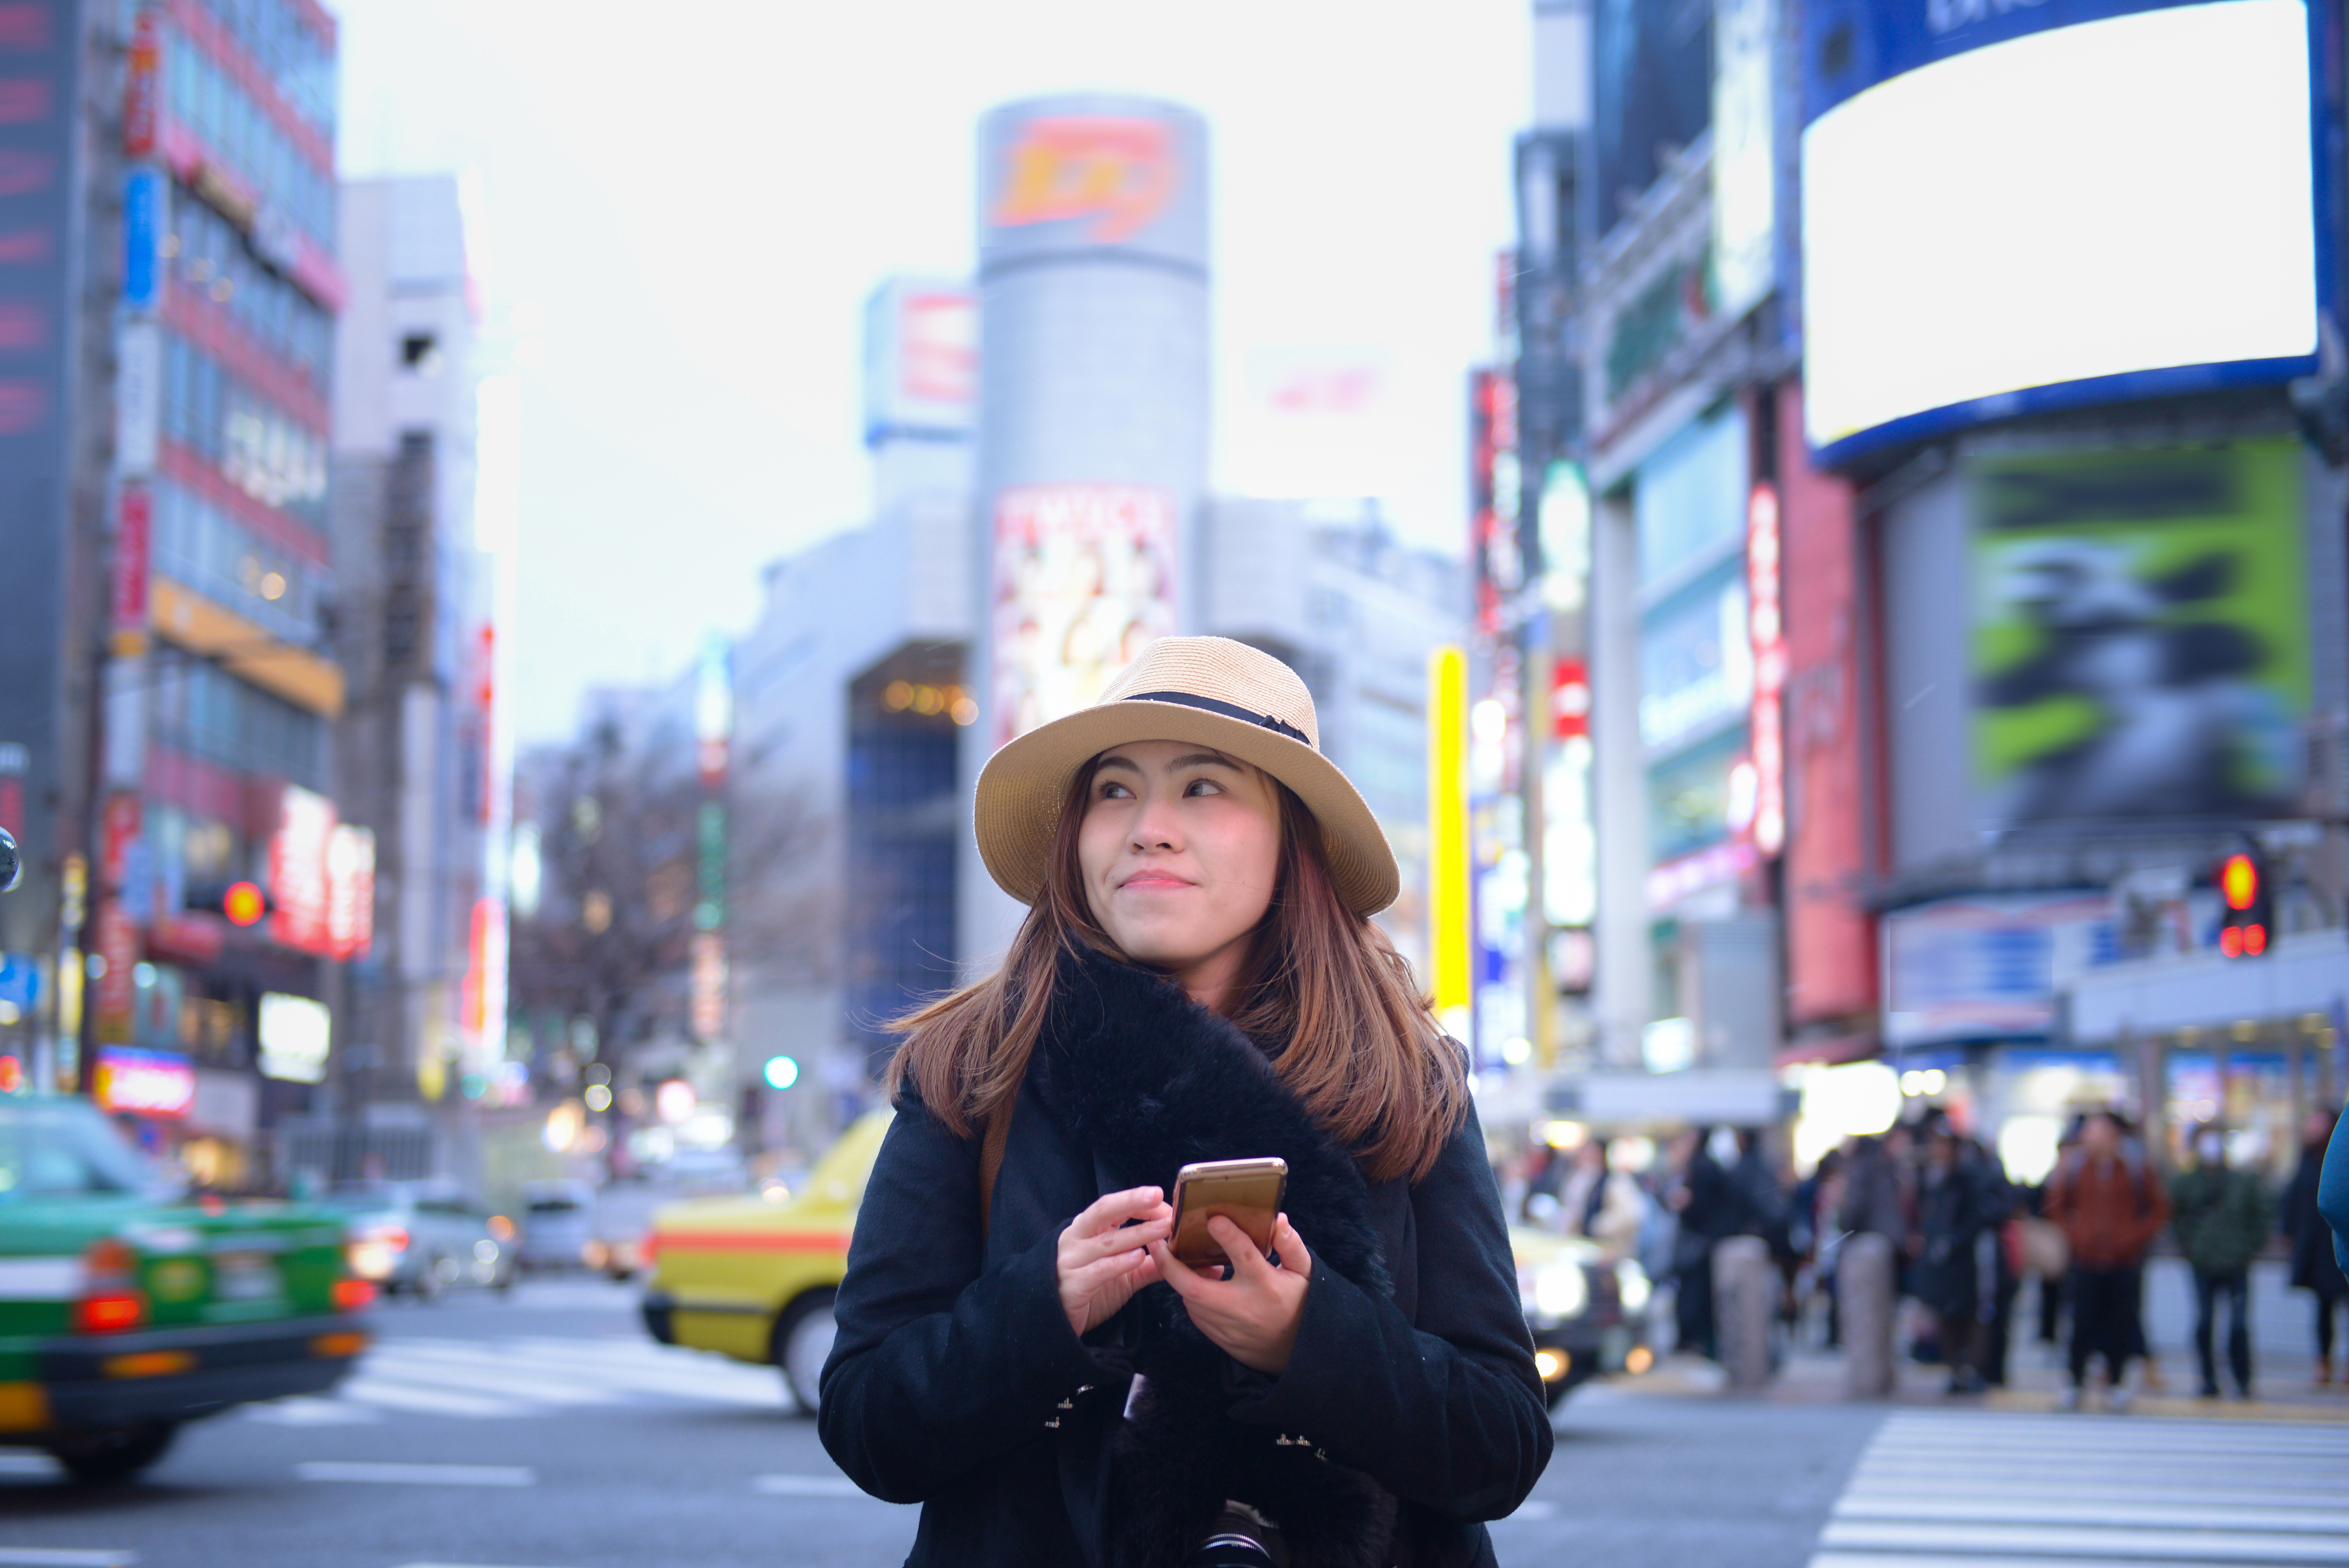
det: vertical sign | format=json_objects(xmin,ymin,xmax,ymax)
[
  {"xmin": 1427, "ymin": 646, "xmax": 1471, "ymax": 1039},
  {"xmin": 122, "ymin": 8, "xmax": 160, "ymax": 158},
  {"xmin": 326, "ymin": 823, "xmax": 374, "ymax": 960},
  {"xmin": 110, "ymin": 483, "xmax": 150, "ymax": 655},
  {"xmin": 1746, "ymin": 483, "xmax": 1786, "ymax": 854},
  {"xmin": 1711, "ymin": 0, "xmax": 1779, "ymax": 321},
  {"xmin": 121, "ymin": 170, "xmax": 160, "ymax": 311},
  {"xmin": 269, "ymin": 786, "xmax": 335, "ymax": 954},
  {"xmin": 1469, "ymin": 370, "xmax": 1520, "ymax": 636}
]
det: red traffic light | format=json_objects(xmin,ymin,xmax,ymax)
[
  {"xmin": 222, "ymin": 880, "xmax": 266, "ymax": 927},
  {"xmin": 2219, "ymin": 853, "xmax": 2258, "ymax": 912}
]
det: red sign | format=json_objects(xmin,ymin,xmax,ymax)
[
  {"xmin": 269, "ymin": 786, "xmax": 335, "ymax": 955},
  {"xmin": 99, "ymin": 792, "xmax": 141, "ymax": 890},
  {"xmin": 94, "ymin": 1048, "xmax": 195, "ymax": 1119},
  {"xmin": 1745, "ymin": 483, "xmax": 1786, "ymax": 857},
  {"xmin": 327, "ymin": 824, "xmax": 374, "ymax": 960},
  {"xmin": 900, "ymin": 291, "xmax": 976, "ymax": 404},
  {"xmin": 1551, "ymin": 658, "xmax": 1590, "ymax": 741},
  {"xmin": 110, "ymin": 484, "xmax": 150, "ymax": 656},
  {"xmin": 123, "ymin": 10, "xmax": 159, "ymax": 158},
  {"xmin": 992, "ymin": 116, "xmax": 1174, "ymax": 244},
  {"xmin": 92, "ymin": 898, "xmax": 138, "ymax": 1044}
]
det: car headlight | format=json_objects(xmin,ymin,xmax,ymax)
[
  {"xmin": 1616, "ymin": 1259, "xmax": 1651, "ymax": 1311},
  {"xmin": 1532, "ymin": 1262, "xmax": 1588, "ymax": 1322}
]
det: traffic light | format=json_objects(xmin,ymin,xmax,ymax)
[
  {"xmin": 2216, "ymin": 851, "xmax": 2271, "ymax": 958},
  {"xmin": 185, "ymin": 879, "xmax": 272, "ymax": 928}
]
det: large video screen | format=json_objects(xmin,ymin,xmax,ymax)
[{"xmin": 1803, "ymin": 0, "xmax": 2318, "ymax": 460}]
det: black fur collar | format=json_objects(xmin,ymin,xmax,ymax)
[{"xmin": 1035, "ymin": 944, "xmax": 1398, "ymax": 1568}]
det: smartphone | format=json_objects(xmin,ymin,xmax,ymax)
[{"xmin": 1168, "ymin": 1157, "xmax": 1288, "ymax": 1270}]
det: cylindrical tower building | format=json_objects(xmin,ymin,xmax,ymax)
[{"xmin": 959, "ymin": 96, "xmax": 1211, "ymax": 965}]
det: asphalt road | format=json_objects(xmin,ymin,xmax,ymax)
[
  {"xmin": 11, "ymin": 1277, "xmax": 2340, "ymax": 1568},
  {"xmin": 1, "ymin": 1276, "xmax": 1877, "ymax": 1567}
]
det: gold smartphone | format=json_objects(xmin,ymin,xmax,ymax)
[{"xmin": 1168, "ymin": 1157, "xmax": 1289, "ymax": 1270}]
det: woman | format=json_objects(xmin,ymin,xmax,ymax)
[
  {"xmin": 2285, "ymin": 1109, "xmax": 2347, "ymax": 1384},
  {"xmin": 819, "ymin": 638, "xmax": 1551, "ymax": 1568}
]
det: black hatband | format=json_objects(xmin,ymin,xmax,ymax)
[{"xmin": 1125, "ymin": 691, "xmax": 1312, "ymax": 748}]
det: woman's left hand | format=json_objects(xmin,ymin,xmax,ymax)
[{"xmin": 1150, "ymin": 1213, "xmax": 1313, "ymax": 1374}]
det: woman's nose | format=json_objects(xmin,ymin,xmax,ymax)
[{"xmin": 1128, "ymin": 792, "xmax": 1182, "ymax": 850}]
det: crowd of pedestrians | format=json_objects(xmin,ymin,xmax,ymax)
[{"xmin": 1507, "ymin": 1103, "xmax": 2349, "ymax": 1405}]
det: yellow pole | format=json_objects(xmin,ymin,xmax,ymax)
[{"xmin": 1428, "ymin": 645, "xmax": 1470, "ymax": 1040}]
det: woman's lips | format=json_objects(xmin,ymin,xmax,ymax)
[{"xmin": 1118, "ymin": 872, "xmax": 1193, "ymax": 891}]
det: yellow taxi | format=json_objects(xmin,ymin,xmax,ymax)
[
  {"xmin": 642, "ymin": 1109, "xmax": 1645, "ymax": 1412},
  {"xmin": 640, "ymin": 1110, "xmax": 889, "ymax": 1410}
]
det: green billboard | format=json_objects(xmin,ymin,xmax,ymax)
[{"xmin": 1971, "ymin": 438, "xmax": 2310, "ymax": 826}]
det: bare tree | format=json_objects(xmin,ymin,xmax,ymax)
[{"xmin": 508, "ymin": 716, "xmax": 831, "ymax": 1159}]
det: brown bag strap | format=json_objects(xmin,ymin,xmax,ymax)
[{"xmin": 978, "ymin": 1092, "xmax": 1015, "ymax": 1238}]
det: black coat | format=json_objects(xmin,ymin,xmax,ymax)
[
  {"xmin": 2286, "ymin": 1142, "xmax": 2348, "ymax": 1297},
  {"xmin": 818, "ymin": 948, "xmax": 1551, "ymax": 1568}
]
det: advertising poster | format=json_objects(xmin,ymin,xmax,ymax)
[
  {"xmin": 990, "ymin": 484, "xmax": 1178, "ymax": 746},
  {"xmin": 1884, "ymin": 891, "xmax": 2115, "ymax": 1046},
  {"xmin": 1971, "ymin": 439, "xmax": 2309, "ymax": 827}
]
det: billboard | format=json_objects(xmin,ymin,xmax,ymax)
[
  {"xmin": 1883, "ymin": 891, "xmax": 2115, "ymax": 1046},
  {"xmin": 1802, "ymin": 0, "xmax": 2321, "ymax": 460},
  {"xmin": 1971, "ymin": 438, "xmax": 2310, "ymax": 827},
  {"xmin": 990, "ymin": 484, "xmax": 1179, "ymax": 746},
  {"xmin": 979, "ymin": 99, "xmax": 1208, "ymax": 274},
  {"xmin": 862, "ymin": 278, "xmax": 975, "ymax": 444}
]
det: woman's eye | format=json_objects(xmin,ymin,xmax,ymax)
[
  {"xmin": 1183, "ymin": 778, "xmax": 1221, "ymax": 797},
  {"xmin": 1098, "ymin": 781, "xmax": 1132, "ymax": 800}
]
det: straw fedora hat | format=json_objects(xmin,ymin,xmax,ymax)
[{"xmin": 974, "ymin": 636, "xmax": 1400, "ymax": 916}]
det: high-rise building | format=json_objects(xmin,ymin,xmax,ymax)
[
  {"xmin": 0, "ymin": 0, "xmax": 348, "ymax": 1181},
  {"xmin": 326, "ymin": 176, "xmax": 485, "ymax": 1128}
]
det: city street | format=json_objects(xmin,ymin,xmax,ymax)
[{"xmin": 5, "ymin": 1277, "xmax": 2347, "ymax": 1567}]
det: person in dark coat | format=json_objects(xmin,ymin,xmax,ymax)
[
  {"xmin": 818, "ymin": 639, "xmax": 1551, "ymax": 1568},
  {"xmin": 2284, "ymin": 1108, "xmax": 2348, "ymax": 1385},
  {"xmin": 2170, "ymin": 1124, "xmax": 2274, "ymax": 1399},
  {"xmin": 1914, "ymin": 1124, "xmax": 1990, "ymax": 1392},
  {"xmin": 1667, "ymin": 1127, "xmax": 1738, "ymax": 1360}
]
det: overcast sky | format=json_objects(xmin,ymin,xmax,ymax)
[{"xmin": 335, "ymin": 1, "xmax": 1533, "ymax": 742}]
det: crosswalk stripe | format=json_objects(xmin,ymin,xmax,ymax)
[
  {"xmin": 0, "ymin": 1552, "xmax": 137, "ymax": 1566},
  {"xmin": 1809, "ymin": 1410, "xmax": 2349, "ymax": 1568},
  {"xmin": 1818, "ymin": 1520, "xmax": 2349, "ymax": 1564},
  {"xmin": 247, "ymin": 1333, "xmax": 787, "ymax": 1423},
  {"xmin": 297, "ymin": 1461, "xmax": 535, "ymax": 1487}
]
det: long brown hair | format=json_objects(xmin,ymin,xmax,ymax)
[{"xmin": 886, "ymin": 755, "xmax": 1468, "ymax": 1183}]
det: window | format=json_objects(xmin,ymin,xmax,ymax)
[{"xmin": 400, "ymin": 332, "xmax": 440, "ymax": 373}]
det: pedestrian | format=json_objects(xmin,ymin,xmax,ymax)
[
  {"xmin": 1668, "ymin": 1126, "xmax": 1737, "ymax": 1360},
  {"xmin": 2169, "ymin": 1124, "xmax": 2274, "ymax": 1399},
  {"xmin": 1915, "ymin": 1124, "xmax": 1991, "ymax": 1393},
  {"xmin": 2283, "ymin": 1108, "xmax": 2348, "ymax": 1385},
  {"xmin": 1971, "ymin": 1139, "xmax": 2021, "ymax": 1389},
  {"xmin": 1789, "ymin": 1147, "xmax": 1846, "ymax": 1346},
  {"xmin": 816, "ymin": 638, "xmax": 1551, "ymax": 1567},
  {"xmin": 1559, "ymin": 1138, "xmax": 1647, "ymax": 1259},
  {"xmin": 2044, "ymin": 1108, "xmax": 2172, "ymax": 1411}
]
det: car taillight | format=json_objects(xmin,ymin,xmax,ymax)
[
  {"xmin": 75, "ymin": 1237, "xmax": 148, "ymax": 1335},
  {"xmin": 640, "ymin": 1232, "xmax": 659, "ymax": 1263},
  {"xmin": 374, "ymin": 1225, "xmax": 409, "ymax": 1251},
  {"xmin": 332, "ymin": 1278, "xmax": 376, "ymax": 1312}
]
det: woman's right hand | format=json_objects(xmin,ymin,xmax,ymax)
[{"xmin": 1057, "ymin": 1186, "xmax": 1172, "ymax": 1338}]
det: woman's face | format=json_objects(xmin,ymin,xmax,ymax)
[{"xmin": 1077, "ymin": 739, "xmax": 1283, "ymax": 999}]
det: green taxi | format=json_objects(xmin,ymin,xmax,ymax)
[
  {"xmin": 645, "ymin": 1110, "xmax": 1645, "ymax": 1412},
  {"xmin": 0, "ymin": 1094, "xmax": 372, "ymax": 1482}
]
